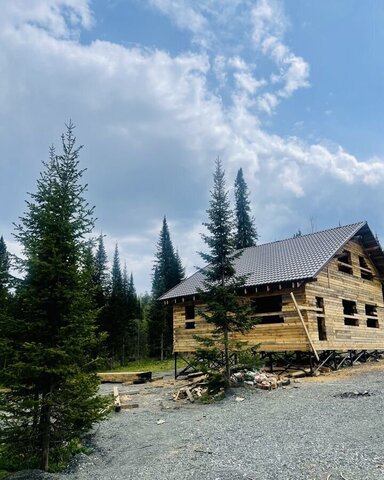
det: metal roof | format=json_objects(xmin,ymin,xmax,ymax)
[{"xmin": 159, "ymin": 221, "xmax": 384, "ymax": 301}]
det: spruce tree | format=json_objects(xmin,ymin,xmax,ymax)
[
  {"xmin": 148, "ymin": 217, "xmax": 184, "ymax": 359},
  {"xmin": 93, "ymin": 233, "xmax": 109, "ymax": 308},
  {"xmin": 199, "ymin": 159, "xmax": 255, "ymax": 387},
  {"xmin": 234, "ymin": 168, "xmax": 258, "ymax": 249},
  {"xmin": 105, "ymin": 244, "xmax": 125, "ymax": 364},
  {"xmin": 0, "ymin": 236, "xmax": 11, "ymax": 369},
  {"xmin": 0, "ymin": 123, "xmax": 108, "ymax": 471},
  {"xmin": 122, "ymin": 265, "xmax": 138, "ymax": 360},
  {"xmin": 0, "ymin": 236, "xmax": 10, "ymax": 292}
]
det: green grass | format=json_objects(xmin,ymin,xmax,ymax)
[
  {"xmin": 0, "ymin": 471, "xmax": 10, "ymax": 480},
  {"xmin": 103, "ymin": 357, "xmax": 188, "ymax": 373}
]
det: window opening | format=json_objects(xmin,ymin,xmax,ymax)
[
  {"xmin": 365, "ymin": 304, "xmax": 379, "ymax": 328},
  {"xmin": 316, "ymin": 297, "xmax": 326, "ymax": 340},
  {"xmin": 365, "ymin": 304, "xmax": 377, "ymax": 317},
  {"xmin": 359, "ymin": 256, "xmax": 373, "ymax": 280},
  {"xmin": 367, "ymin": 318, "xmax": 379, "ymax": 328},
  {"xmin": 185, "ymin": 305, "xmax": 195, "ymax": 320},
  {"xmin": 338, "ymin": 250, "xmax": 353, "ymax": 275},
  {"xmin": 251, "ymin": 295, "xmax": 283, "ymax": 324},
  {"xmin": 317, "ymin": 317, "xmax": 327, "ymax": 340},
  {"xmin": 342, "ymin": 299, "xmax": 358, "ymax": 326},
  {"xmin": 185, "ymin": 305, "xmax": 195, "ymax": 329},
  {"xmin": 316, "ymin": 297, "xmax": 324, "ymax": 311}
]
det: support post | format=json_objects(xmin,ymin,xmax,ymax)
[
  {"xmin": 309, "ymin": 353, "xmax": 314, "ymax": 374},
  {"xmin": 174, "ymin": 352, "xmax": 177, "ymax": 380},
  {"xmin": 269, "ymin": 353, "xmax": 274, "ymax": 373},
  {"xmin": 290, "ymin": 292, "xmax": 320, "ymax": 362}
]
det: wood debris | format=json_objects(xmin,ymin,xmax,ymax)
[
  {"xmin": 113, "ymin": 386, "xmax": 121, "ymax": 412},
  {"xmin": 231, "ymin": 369, "xmax": 291, "ymax": 390},
  {"xmin": 113, "ymin": 387, "xmax": 139, "ymax": 411},
  {"xmin": 173, "ymin": 376, "xmax": 209, "ymax": 402}
]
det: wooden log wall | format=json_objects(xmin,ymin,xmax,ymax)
[
  {"xmin": 173, "ymin": 287, "xmax": 311, "ymax": 353},
  {"xmin": 173, "ymin": 239, "xmax": 384, "ymax": 353},
  {"xmin": 305, "ymin": 239, "xmax": 384, "ymax": 351}
]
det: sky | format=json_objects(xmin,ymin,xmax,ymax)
[{"xmin": 1, "ymin": 0, "xmax": 384, "ymax": 294}]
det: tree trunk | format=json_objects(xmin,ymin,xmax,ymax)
[
  {"xmin": 39, "ymin": 388, "xmax": 52, "ymax": 471},
  {"xmin": 223, "ymin": 327, "xmax": 230, "ymax": 388},
  {"xmin": 160, "ymin": 333, "xmax": 164, "ymax": 361}
]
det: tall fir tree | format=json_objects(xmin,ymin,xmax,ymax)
[
  {"xmin": 93, "ymin": 233, "xmax": 109, "ymax": 308},
  {"xmin": 122, "ymin": 264, "xmax": 139, "ymax": 360},
  {"xmin": 148, "ymin": 217, "xmax": 184, "ymax": 359},
  {"xmin": 0, "ymin": 123, "xmax": 108, "ymax": 471},
  {"xmin": 0, "ymin": 236, "xmax": 11, "ymax": 369},
  {"xmin": 104, "ymin": 244, "xmax": 125, "ymax": 364},
  {"xmin": 198, "ymin": 159, "xmax": 255, "ymax": 386},
  {"xmin": 0, "ymin": 236, "xmax": 10, "ymax": 293},
  {"xmin": 234, "ymin": 167, "xmax": 258, "ymax": 249}
]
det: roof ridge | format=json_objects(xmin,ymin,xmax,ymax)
[
  {"xmin": 159, "ymin": 220, "xmax": 377, "ymax": 301},
  {"xmin": 241, "ymin": 221, "xmax": 366, "ymax": 251}
]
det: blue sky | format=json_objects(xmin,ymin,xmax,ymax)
[{"xmin": 1, "ymin": 0, "xmax": 384, "ymax": 293}]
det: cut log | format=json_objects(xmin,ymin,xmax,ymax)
[
  {"xmin": 113, "ymin": 386, "xmax": 121, "ymax": 412},
  {"xmin": 120, "ymin": 403, "xmax": 139, "ymax": 410},
  {"xmin": 98, "ymin": 371, "xmax": 152, "ymax": 384}
]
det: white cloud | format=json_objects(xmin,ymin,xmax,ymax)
[
  {"xmin": 251, "ymin": 0, "xmax": 309, "ymax": 108},
  {"xmin": 1, "ymin": 0, "xmax": 384, "ymax": 292},
  {"xmin": 148, "ymin": 0, "xmax": 211, "ymax": 47},
  {"xmin": 1, "ymin": 0, "xmax": 92, "ymax": 38},
  {"xmin": 256, "ymin": 92, "xmax": 279, "ymax": 114}
]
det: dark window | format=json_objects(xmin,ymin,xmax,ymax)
[
  {"xmin": 366, "ymin": 304, "xmax": 379, "ymax": 328},
  {"xmin": 367, "ymin": 318, "xmax": 379, "ymax": 328},
  {"xmin": 185, "ymin": 305, "xmax": 195, "ymax": 329},
  {"xmin": 316, "ymin": 297, "xmax": 324, "ymax": 311},
  {"xmin": 343, "ymin": 299, "xmax": 357, "ymax": 316},
  {"xmin": 251, "ymin": 295, "xmax": 283, "ymax": 324},
  {"xmin": 343, "ymin": 299, "xmax": 358, "ymax": 326},
  {"xmin": 359, "ymin": 256, "xmax": 373, "ymax": 280},
  {"xmin": 338, "ymin": 251, "xmax": 352, "ymax": 275},
  {"xmin": 252, "ymin": 295, "xmax": 282, "ymax": 313},
  {"xmin": 365, "ymin": 304, "xmax": 377, "ymax": 317},
  {"xmin": 344, "ymin": 317, "xmax": 359, "ymax": 326},
  {"xmin": 317, "ymin": 317, "xmax": 327, "ymax": 340},
  {"xmin": 185, "ymin": 305, "xmax": 195, "ymax": 320},
  {"xmin": 259, "ymin": 315, "xmax": 283, "ymax": 324}
]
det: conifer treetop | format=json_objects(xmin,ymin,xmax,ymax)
[{"xmin": 234, "ymin": 167, "xmax": 258, "ymax": 249}]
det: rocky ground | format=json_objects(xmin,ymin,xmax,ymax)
[{"xmin": 10, "ymin": 362, "xmax": 384, "ymax": 480}]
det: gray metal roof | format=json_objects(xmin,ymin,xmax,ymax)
[{"xmin": 159, "ymin": 221, "xmax": 382, "ymax": 301}]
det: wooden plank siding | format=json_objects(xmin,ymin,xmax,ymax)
[
  {"xmin": 173, "ymin": 239, "xmax": 384, "ymax": 353},
  {"xmin": 173, "ymin": 288, "xmax": 310, "ymax": 353},
  {"xmin": 305, "ymin": 239, "xmax": 384, "ymax": 351}
]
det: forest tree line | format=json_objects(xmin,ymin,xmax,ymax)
[
  {"xmin": 0, "ymin": 124, "xmax": 258, "ymax": 472},
  {"xmin": 0, "ymin": 169, "xmax": 257, "ymax": 369}
]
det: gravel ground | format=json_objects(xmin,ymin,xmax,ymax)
[{"xmin": 10, "ymin": 362, "xmax": 384, "ymax": 480}]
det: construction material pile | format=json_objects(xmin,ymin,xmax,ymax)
[
  {"xmin": 231, "ymin": 369, "xmax": 290, "ymax": 390},
  {"xmin": 173, "ymin": 369, "xmax": 291, "ymax": 402},
  {"xmin": 173, "ymin": 374, "xmax": 210, "ymax": 402}
]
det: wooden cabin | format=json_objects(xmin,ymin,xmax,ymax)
[{"xmin": 159, "ymin": 222, "xmax": 384, "ymax": 363}]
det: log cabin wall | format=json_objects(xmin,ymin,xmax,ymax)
[
  {"xmin": 173, "ymin": 287, "xmax": 311, "ymax": 353},
  {"xmin": 173, "ymin": 238, "xmax": 384, "ymax": 354},
  {"xmin": 305, "ymin": 239, "xmax": 384, "ymax": 351}
]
